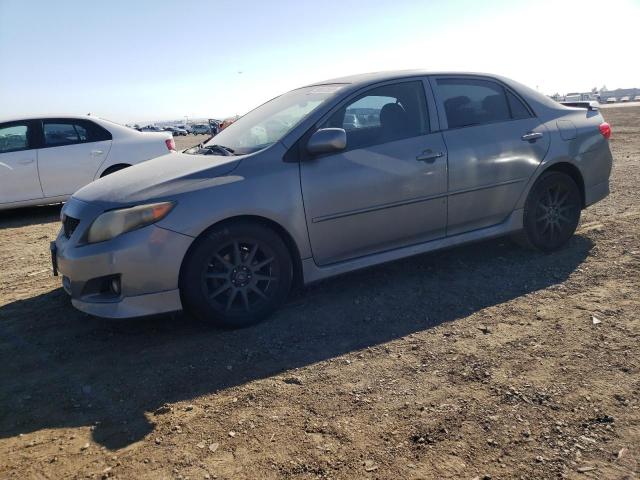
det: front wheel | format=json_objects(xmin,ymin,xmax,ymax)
[
  {"xmin": 180, "ymin": 222, "xmax": 293, "ymax": 328},
  {"xmin": 517, "ymin": 171, "xmax": 582, "ymax": 251}
]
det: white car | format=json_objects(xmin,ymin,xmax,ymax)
[
  {"xmin": 606, "ymin": 97, "xmax": 617, "ymax": 103},
  {"xmin": 0, "ymin": 115, "xmax": 175, "ymax": 210}
]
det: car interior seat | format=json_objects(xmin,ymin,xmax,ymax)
[{"xmin": 379, "ymin": 103, "xmax": 409, "ymax": 140}]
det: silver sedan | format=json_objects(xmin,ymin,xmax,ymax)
[{"xmin": 53, "ymin": 71, "xmax": 613, "ymax": 328}]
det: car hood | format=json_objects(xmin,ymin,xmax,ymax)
[{"xmin": 73, "ymin": 152, "xmax": 242, "ymax": 206}]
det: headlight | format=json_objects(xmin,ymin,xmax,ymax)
[{"xmin": 86, "ymin": 202, "xmax": 175, "ymax": 244}]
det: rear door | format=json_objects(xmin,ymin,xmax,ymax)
[
  {"xmin": 37, "ymin": 118, "xmax": 113, "ymax": 197},
  {"xmin": 430, "ymin": 76, "xmax": 550, "ymax": 235},
  {"xmin": 0, "ymin": 120, "xmax": 42, "ymax": 205},
  {"xmin": 300, "ymin": 79, "xmax": 448, "ymax": 265}
]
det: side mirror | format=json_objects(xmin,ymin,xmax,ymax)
[{"xmin": 306, "ymin": 128, "xmax": 347, "ymax": 155}]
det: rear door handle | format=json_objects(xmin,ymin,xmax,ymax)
[
  {"xmin": 90, "ymin": 150, "xmax": 104, "ymax": 156},
  {"xmin": 416, "ymin": 151, "xmax": 444, "ymax": 163},
  {"xmin": 18, "ymin": 158, "xmax": 34, "ymax": 165},
  {"xmin": 521, "ymin": 132, "xmax": 543, "ymax": 142}
]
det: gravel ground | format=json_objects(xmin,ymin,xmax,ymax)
[
  {"xmin": 0, "ymin": 107, "xmax": 638, "ymax": 479},
  {"xmin": 174, "ymin": 134, "xmax": 212, "ymax": 151}
]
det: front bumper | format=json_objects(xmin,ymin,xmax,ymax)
[
  {"xmin": 55, "ymin": 199, "xmax": 194, "ymax": 319},
  {"xmin": 70, "ymin": 289, "xmax": 183, "ymax": 319}
]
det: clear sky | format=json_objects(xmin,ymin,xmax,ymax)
[{"xmin": 1, "ymin": 0, "xmax": 638, "ymax": 124}]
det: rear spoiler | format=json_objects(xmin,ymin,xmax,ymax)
[{"xmin": 560, "ymin": 101, "xmax": 599, "ymax": 111}]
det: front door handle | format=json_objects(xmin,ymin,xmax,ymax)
[
  {"xmin": 90, "ymin": 150, "xmax": 104, "ymax": 156},
  {"xmin": 521, "ymin": 132, "xmax": 543, "ymax": 142},
  {"xmin": 416, "ymin": 151, "xmax": 444, "ymax": 163},
  {"xmin": 18, "ymin": 158, "xmax": 34, "ymax": 165}
]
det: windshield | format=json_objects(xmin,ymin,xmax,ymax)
[{"xmin": 202, "ymin": 84, "xmax": 344, "ymax": 155}]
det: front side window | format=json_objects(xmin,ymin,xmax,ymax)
[
  {"xmin": 323, "ymin": 81, "xmax": 429, "ymax": 151},
  {"xmin": 341, "ymin": 95, "xmax": 397, "ymax": 130},
  {"xmin": 436, "ymin": 78, "xmax": 531, "ymax": 129},
  {"xmin": 0, "ymin": 123, "xmax": 30, "ymax": 153},
  {"xmin": 200, "ymin": 85, "xmax": 344, "ymax": 155}
]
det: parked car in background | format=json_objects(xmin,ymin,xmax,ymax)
[
  {"xmin": 220, "ymin": 117, "xmax": 237, "ymax": 131},
  {"xmin": 175, "ymin": 124, "xmax": 192, "ymax": 133},
  {"xmin": 139, "ymin": 125, "xmax": 165, "ymax": 132},
  {"xmin": 565, "ymin": 93, "xmax": 596, "ymax": 103},
  {"xmin": 0, "ymin": 115, "xmax": 175, "ymax": 210},
  {"xmin": 191, "ymin": 123, "xmax": 211, "ymax": 135},
  {"xmin": 606, "ymin": 97, "xmax": 617, "ymax": 103},
  {"xmin": 343, "ymin": 113, "xmax": 361, "ymax": 130},
  {"xmin": 634, "ymin": 95, "xmax": 640, "ymax": 102},
  {"xmin": 620, "ymin": 96, "xmax": 630, "ymax": 102},
  {"xmin": 163, "ymin": 126, "xmax": 188, "ymax": 136},
  {"xmin": 209, "ymin": 120, "xmax": 221, "ymax": 135},
  {"xmin": 54, "ymin": 71, "xmax": 613, "ymax": 329}
]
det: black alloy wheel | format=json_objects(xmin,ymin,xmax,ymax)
[
  {"xmin": 519, "ymin": 171, "xmax": 582, "ymax": 251},
  {"xmin": 204, "ymin": 239, "xmax": 279, "ymax": 314},
  {"xmin": 180, "ymin": 222, "xmax": 293, "ymax": 328}
]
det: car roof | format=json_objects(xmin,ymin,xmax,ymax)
[
  {"xmin": 306, "ymin": 69, "xmax": 565, "ymax": 114},
  {"xmin": 0, "ymin": 113, "xmax": 112, "ymax": 124},
  {"xmin": 305, "ymin": 69, "xmax": 506, "ymax": 87},
  {"xmin": 0, "ymin": 114, "xmax": 141, "ymax": 138}
]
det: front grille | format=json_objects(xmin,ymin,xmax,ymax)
[{"xmin": 63, "ymin": 215, "xmax": 80, "ymax": 238}]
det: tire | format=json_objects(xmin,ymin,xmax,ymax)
[
  {"xmin": 180, "ymin": 221, "xmax": 293, "ymax": 328},
  {"xmin": 100, "ymin": 164, "xmax": 130, "ymax": 177},
  {"xmin": 516, "ymin": 171, "xmax": 582, "ymax": 252}
]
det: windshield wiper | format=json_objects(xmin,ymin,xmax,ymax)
[
  {"xmin": 183, "ymin": 144, "xmax": 236, "ymax": 156},
  {"xmin": 202, "ymin": 144, "xmax": 236, "ymax": 156}
]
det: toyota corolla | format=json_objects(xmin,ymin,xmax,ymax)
[{"xmin": 52, "ymin": 71, "xmax": 613, "ymax": 328}]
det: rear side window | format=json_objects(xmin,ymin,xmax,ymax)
[
  {"xmin": 436, "ymin": 78, "xmax": 530, "ymax": 129},
  {"xmin": 322, "ymin": 81, "xmax": 429, "ymax": 151},
  {"xmin": 43, "ymin": 119, "xmax": 112, "ymax": 147},
  {"xmin": 44, "ymin": 123, "xmax": 87, "ymax": 146},
  {"xmin": 0, "ymin": 123, "xmax": 31, "ymax": 153}
]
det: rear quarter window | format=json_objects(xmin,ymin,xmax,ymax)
[
  {"xmin": 83, "ymin": 120, "xmax": 112, "ymax": 141},
  {"xmin": 506, "ymin": 90, "xmax": 532, "ymax": 119}
]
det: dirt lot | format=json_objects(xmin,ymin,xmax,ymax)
[
  {"xmin": 174, "ymin": 134, "xmax": 213, "ymax": 152},
  {"xmin": 1, "ymin": 107, "xmax": 638, "ymax": 480}
]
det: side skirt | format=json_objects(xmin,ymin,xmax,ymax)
[
  {"xmin": 0, "ymin": 195, "xmax": 69, "ymax": 211},
  {"xmin": 302, "ymin": 208, "xmax": 524, "ymax": 284}
]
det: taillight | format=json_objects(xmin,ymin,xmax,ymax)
[
  {"xmin": 165, "ymin": 138, "xmax": 176, "ymax": 151},
  {"xmin": 599, "ymin": 122, "xmax": 611, "ymax": 140}
]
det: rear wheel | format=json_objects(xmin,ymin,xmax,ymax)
[
  {"xmin": 517, "ymin": 171, "xmax": 581, "ymax": 251},
  {"xmin": 100, "ymin": 164, "xmax": 130, "ymax": 177},
  {"xmin": 180, "ymin": 221, "xmax": 293, "ymax": 328}
]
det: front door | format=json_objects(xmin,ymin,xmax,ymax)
[
  {"xmin": 300, "ymin": 80, "xmax": 448, "ymax": 265},
  {"xmin": 431, "ymin": 76, "xmax": 550, "ymax": 235},
  {"xmin": 0, "ymin": 121, "xmax": 42, "ymax": 205}
]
